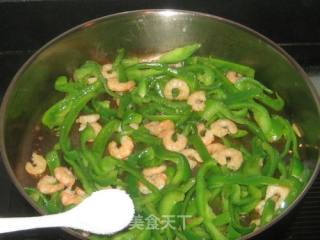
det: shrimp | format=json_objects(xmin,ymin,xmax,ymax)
[
  {"xmin": 143, "ymin": 165, "xmax": 167, "ymax": 177},
  {"xmin": 60, "ymin": 187, "xmax": 86, "ymax": 206},
  {"xmin": 265, "ymin": 185, "xmax": 289, "ymax": 209},
  {"xmin": 187, "ymin": 91, "xmax": 206, "ymax": 112},
  {"xmin": 226, "ymin": 71, "xmax": 242, "ymax": 84},
  {"xmin": 206, "ymin": 143, "xmax": 226, "ymax": 155},
  {"xmin": 181, "ymin": 149, "xmax": 203, "ymax": 169},
  {"xmin": 213, "ymin": 148, "xmax": 243, "ymax": 171},
  {"xmin": 37, "ymin": 175, "xmax": 64, "ymax": 194},
  {"xmin": 87, "ymin": 76, "xmax": 97, "ymax": 84},
  {"xmin": 255, "ymin": 200, "xmax": 266, "ymax": 215},
  {"xmin": 76, "ymin": 114, "xmax": 100, "ymax": 131},
  {"xmin": 197, "ymin": 123, "xmax": 215, "ymax": 145},
  {"xmin": 255, "ymin": 185, "xmax": 289, "ymax": 216},
  {"xmin": 210, "ymin": 119, "xmax": 238, "ymax": 138},
  {"xmin": 108, "ymin": 136, "xmax": 134, "ymax": 159},
  {"xmin": 164, "ymin": 79, "xmax": 190, "ymax": 100},
  {"xmin": 54, "ymin": 167, "xmax": 76, "ymax": 188},
  {"xmin": 145, "ymin": 120, "xmax": 175, "ymax": 138},
  {"xmin": 25, "ymin": 152, "xmax": 47, "ymax": 176},
  {"xmin": 162, "ymin": 130, "xmax": 187, "ymax": 152},
  {"xmin": 101, "ymin": 64, "xmax": 117, "ymax": 79},
  {"xmin": 89, "ymin": 122, "xmax": 102, "ymax": 137},
  {"xmin": 139, "ymin": 173, "xmax": 167, "ymax": 195},
  {"xmin": 139, "ymin": 165, "xmax": 167, "ymax": 194},
  {"xmin": 107, "ymin": 76, "xmax": 136, "ymax": 92},
  {"xmin": 102, "ymin": 64, "xmax": 135, "ymax": 92}
]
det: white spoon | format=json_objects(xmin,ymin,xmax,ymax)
[{"xmin": 0, "ymin": 189, "xmax": 135, "ymax": 235}]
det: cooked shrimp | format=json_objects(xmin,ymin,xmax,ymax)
[
  {"xmin": 255, "ymin": 200, "xmax": 266, "ymax": 216},
  {"xmin": 164, "ymin": 79, "xmax": 190, "ymax": 100},
  {"xmin": 187, "ymin": 91, "xmax": 206, "ymax": 112},
  {"xmin": 89, "ymin": 122, "xmax": 102, "ymax": 137},
  {"xmin": 54, "ymin": 167, "xmax": 76, "ymax": 188},
  {"xmin": 265, "ymin": 185, "xmax": 289, "ymax": 209},
  {"xmin": 87, "ymin": 76, "xmax": 97, "ymax": 84},
  {"xmin": 210, "ymin": 119, "xmax": 238, "ymax": 138},
  {"xmin": 76, "ymin": 114, "xmax": 100, "ymax": 131},
  {"xmin": 60, "ymin": 187, "xmax": 85, "ymax": 206},
  {"xmin": 101, "ymin": 64, "xmax": 117, "ymax": 79},
  {"xmin": 181, "ymin": 149, "xmax": 203, "ymax": 169},
  {"xmin": 226, "ymin": 71, "xmax": 242, "ymax": 84},
  {"xmin": 37, "ymin": 175, "xmax": 64, "ymax": 194},
  {"xmin": 162, "ymin": 130, "xmax": 187, "ymax": 152},
  {"xmin": 255, "ymin": 185, "xmax": 289, "ymax": 216},
  {"xmin": 107, "ymin": 76, "xmax": 136, "ymax": 92},
  {"xmin": 108, "ymin": 136, "xmax": 134, "ymax": 159},
  {"xmin": 145, "ymin": 120, "xmax": 175, "ymax": 137},
  {"xmin": 206, "ymin": 143, "xmax": 226, "ymax": 155},
  {"xmin": 25, "ymin": 152, "xmax": 47, "ymax": 176},
  {"xmin": 139, "ymin": 173, "xmax": 167, "ymax": 195},
  {"xmin": 143, "ymin": 165, "xmax": 167, "ymax": 177},
  {"xmin": 213, "ymin": 148, "xmax": 243, "ymax": 171},
  {"xmin": 101, "ymin": 63, "xmax": 136, "ymax": 92},
  {"xmin": 197, "ymin": 123, "xmax": 215, "ymax": 145}
]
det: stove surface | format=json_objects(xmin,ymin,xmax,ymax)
[{"xmin": 0, "ymin": 1, "xmax": 320, "ymax": 239}]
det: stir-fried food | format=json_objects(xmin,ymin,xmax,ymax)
[{"xmin": 25, "ymin": 43, "xmax": 309, "ymax": 239}]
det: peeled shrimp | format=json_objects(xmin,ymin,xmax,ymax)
[
  {"xmin": 226, "ymin": 71, "xmax": 242, "ymax": 84},
  {"xmin": 206, "ymin": 143, "xmax": 226, "ymax": 155},
  {"xmin": 181, "ymin": 149, "xmax": 203, "ymax": 169},
  {"xmin": 255, "ymin": 185, "xmax": 289, "ymax": 216},
  {"xmin": 164, "ymin": 79, "xmax": 190, "ymax": 100},
  {"xmin": 60, "ymin": 187, "xmax": 86, "ymax": 206},
  {"xmin": 197, "ymin": 123, "xmax": 215, "ymax": 145},
  {"xmin": 162, "ymin": 130, "xmax": 188, "ymax": 152},
  {"xmin": 213, "ymin": 148, "xmax": 243, "ymax": 171},
  {"xmin": 255, "ymin": 200, "xmax": 266, "ymax": 216},
  {"xmin": 210, "ymin": 119, "xmax": 238, "ymax": 138},
  {"xmin": 102, "ymin": 64, "xmax": 135, "ymax": 92},
  {"xmin": 107, "ymin": 76, "xmax": 136, "ymax": 92},
  {"xmin": 145, "ymin": 120, "xmax": 175, "ymax": 138},
  {"xmin": 89, "ymin": 122, "xmax": 102, "ymax": 136},
  {"xmin": 108, "ymin": 136, "xmax": 134, "ymax": 159},
  {"xmin": 265, "ymin": 185, "xmax": 289, "ymax": 209},
  {"xmin": 54, "ymin": 167, "xmax": 76, "ymax": 188},
  {"xmin": 187, "ymin": 91, "xmax": 206, "ymax": 112},
  {"xmin": 76, "ymin": 114, "xmax": 100, "ymax": 131},
  {"xmin": 37, "ymin": 175, "xmax": 64, "ymax": 194},
  {"xmin": 87, "ymin": 76, "xmax": 97, "ymax": 84},
  {"xmin": 25, "ymin": 152, "xmax": 47, "ymax": 176},
  {"xmin": 139, "ymin": 173, "xmax": 167, "ymax": 195},
  {"xmin": 143, "ymin": 165, "xmax": 167, "ymax": 177},
  {"xmin": 101, "ymin": 64, "xmax": 116, "ymax": 79},
  {"xmin": 139, "ymin": 164, "xmax": 167, "ymax": 194}
]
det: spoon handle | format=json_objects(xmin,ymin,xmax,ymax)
[{"xmin": 0, "ymin": 213, "xmax": 67, "ymax": 234}]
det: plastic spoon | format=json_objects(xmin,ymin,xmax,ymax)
[{"xmin": 0, "ymin": 189, "xmax": 135, "ymax": 235}]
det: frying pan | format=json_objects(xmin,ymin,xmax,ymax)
[{"xmin": 0, "ymin": 10, "xmax": 319, "ymax": 239}]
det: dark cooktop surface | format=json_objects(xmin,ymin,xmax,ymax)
[{"xmin": 0, "ymin": 1, "xmax": 320, "ymax": 239}]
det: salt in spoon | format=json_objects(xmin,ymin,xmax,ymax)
[{"xmin": 0, "ymin": 189, "xmax": 135, "ymax": 235}]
